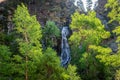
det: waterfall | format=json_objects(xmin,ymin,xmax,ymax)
[
  {"xmin": 74, "ymin": 0, "xmax": 98, "ymax": 12},
  {"xmin": 61, "ymin": 27, "xmax": 71, "ymax": 68}
]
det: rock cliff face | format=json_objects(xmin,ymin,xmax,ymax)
[
  {"xmin": 27, "ymin": 0, "xmax": 108, "ymax": 27},
  {"xmin": 28, "ymin": 0, "xmax": 76, "ymax": 27},
  {"xmin": 95, "ymin": 0, "xmax": 109, "ymax": 30},
  {"xmin": 96, "ymin": 0, "xmax": 107, "ymax": 14},
  {"xmin": 0, "ymin": 0, "xmax": 108, "ymax": 27}
]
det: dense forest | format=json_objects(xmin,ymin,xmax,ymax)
[{"xmin": 0, "ymin": 0, "xmax": 120, "ymax": 80}]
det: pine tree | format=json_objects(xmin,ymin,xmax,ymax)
[
  {"xmin": 37, "ymin": 47, "xmax": 64, "ymax": 80},
  {"xmin": 69, "ymin": 11, "xmax": 110, "ymax": 80},
  {"xmin": 66, "ymin": 65, "xmax": 81, "ymax": 80},
  {"xmin": 70, "ymin": 11, "xmax": 110, "ymax": 50},
  {"xmin": 42, "ymin": 20, "xmax": 60, "ymax": 48},
  {"xmin": 85, "ymin": 1, "xmax": 120, "ymax": 79},
  {"xmin": 0, "ymin": 45, "xmax": 12, "ymax": 80},
  {"xmin": 13, "ymin": 3, "xmax": 42, "ymax": 80},
  {"xmin": 37, "ymin": 48, "xmax": 81, "ymax": 80}
]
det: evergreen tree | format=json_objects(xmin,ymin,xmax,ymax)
[
  {"xmin": 42, "ymin": 20, "xmax": 60, "ymax": 48},
  {"xmin": 89, "ymin": 45, "xmax": 113, "ymax": 80},
  {"xmin": 0, "ymin": 45, "xmax": 12, "ymax": 80},
  {"xmin": 69, "ymin": 11, "xmax": 110, "ymax": 80},
  {"xmin": 13, "ymin": 3, "xmax": 42, "ymax": 80},
  {"xmin": 37, "ymin": 48, "xmax": 64, "ymax": 80},
  {"xmin": 70, "ymin": 11, "xmax": 110, "ymax": 47},
  {"xmin": 83, "ymin": 1, "xmax": 120, "ymax": 79},
  {"xmin": 37, "ymin": 48, "xmax": 81, "ymax": 80},
  {"xmin": 66, "ymin": 65, "xmax": 81, "ymax": 80}
]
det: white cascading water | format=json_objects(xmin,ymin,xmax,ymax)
[
  {"xmin": 60, "ymin": 0, "xmax": 98, "ymax": 68},
  {"xmin": 61, "ymin": 27, "xmax": 71, "ymax": 68},
  {"xmin": 74, "ymin": 0, "xmax": 98, "ymax": 12}
]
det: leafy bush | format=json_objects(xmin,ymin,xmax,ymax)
[{"xmin": 43, "ymin": 20, "xmax": 60, "ymax": 48}]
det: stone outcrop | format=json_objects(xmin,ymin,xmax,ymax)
[{"xmin": 28, "ymin": 0, "xmax": 77, "ymax": 27}]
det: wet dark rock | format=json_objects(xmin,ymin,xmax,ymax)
[
  {"xmin": 110, "ymin": 42, "xmax": 118, "ymax": 53},
  {"xmin": 95, "ymin": 0, "xmax": 107, "ymax": 14},
  {"xmin": 95, "ymin": 0, "xmax": 111, "ymax": 31}
]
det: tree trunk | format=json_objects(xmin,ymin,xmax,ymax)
[
  {"xmin": 24, "ymin": 32, "xmax": 29, "ymax": 80},
  {"xmin": 25, "ymin": 55, "xmax": 28, "ymax": 80}
]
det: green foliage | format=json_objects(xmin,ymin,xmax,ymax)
[
  {"xmin": 105, "ymin": 0, "xmax": 120, "ymax": 23},
  {"xmin": 44, "ymin": 21, "xmax": 60, "ymax": 37},
  {"xmin": 89, "ymin": 45, "xmax": 120, "ymax": 79},
  {"xmin": 13, "ymin": 3, "xmax": 42, "ymax": 58},
  {"xmin": 89, "ymin": 45, "xmax": 119, "ymax": 67},
  {"xmin": 70, "ymin": 11, "xmax": 110, "ymax": 47},
  {"xmin": 37, "ymin": 48, "xmax": 81, "ymax": 80},
  {"xmin": 13, "ymin": 3, "xmax": 42, "ymax": 46},
  {"xmin": 1, "ymin": 0, "xmax": 120, "ymax": 80},
  {"xmin": 0, "ymin": 45, "xmax": 12, "ymax": 80},
  {"xmin": 105, "ymin": 0, "xmax": 120, "ymax": 66},
  {"xmin": 69, "ymin": 11, "xmax": 110, "ymax": 62},
  {"xmin": 69, "ymin": 11, "xmax": 111, "ymax": 80},
  {"xmin": 66, "ymin": 65, "xmax": 81, "ymax": 80},
  {"xmin": 79, "ymin": 51, "xmax": 106, "ymax": 80},
  {"xmin": 0, "ymin": 32, "xmax": 6, "ymax": 45},
  {"xmin": 85, "ymin": 1, "xmax": 120, "ymax": 79},
  {"xmin": 43, "ymin": 20, "xmax": 60, "ymax": 47},
  {"xmin": 11, "ymin": 4, "xmax": 81, "ymax": 80},
  {"xmin": 115, "ymin": 69, "xmax": 120, "ymax": 80},
  {"xmin": 113, "ymin": 26, "xmax": 120, "ymax": 36},
  {"xmin": 113, "ymin": 26, "xmax": 120, "ymax": 54},
  {"xmin": 12, "ymin": 3, "xmax": 42, "ymax": 79},
  {"xmin": 37, "ymin": 47, "xmax": 64, "ymax": 80}
]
